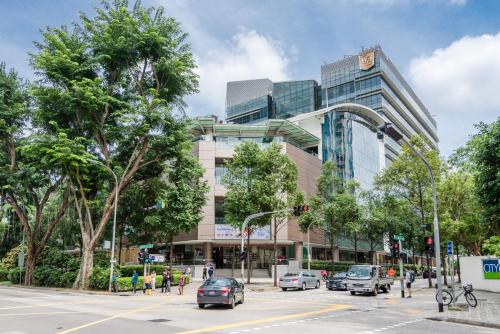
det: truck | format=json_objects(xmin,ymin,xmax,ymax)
[{"xmin": 346, "ymin": 265, "xmax": 394, "ymax": 296}]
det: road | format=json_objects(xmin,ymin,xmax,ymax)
[{"xmin": 0, "ymin": 279, "xmax": 496, "ymax": 334}]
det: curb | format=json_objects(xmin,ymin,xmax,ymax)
[{"xmin": 426, "ymin": 317, "xmax": 500, "ymax": 330}]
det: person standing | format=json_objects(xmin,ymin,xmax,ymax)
[
  {"xmin": 208, "ymin": 265, "xmax": 214, "ymax": 278},
  {"xmin": 178, "ymin": 275, "xmax": 185, "ymax": 295},
  {"xmin": 406, "ymin": 269, "xmax": 414, "ymax": 298},
  {"xmin": 145, "ymin": 273, "xmax": 152, "ymax": 295},
  {"xmin": 131, "ymin": 270, "xmax": 139, "ymax": 293},
  {"xmin": 202, "ymin": 266, "xmax": 207, "ymax": 281},
  {"xmin": 112, "ymin": 273, "xmax": 119, "ymax": 293},
  {"xmin": 185, "ymin": 266, "xmax": 192, "ymax": 278},
  {"xmin": 151, "ymin": 271, "xmax": 157, "ymax": 293},
  {"xmin": 162, "ymin": 270, "xmax": 171, "ymax": 293}
]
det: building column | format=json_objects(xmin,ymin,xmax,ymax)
[
  {"xmin": 295, "ymin": 242, "xmax": 303, "ymax": 262},
  {"xmin": 204, "ymin": 242, "xmax": 213, "ymax": 264}
]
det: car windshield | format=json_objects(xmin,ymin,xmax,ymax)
[
  {"xmin": 203, "ymin": 278, "xmax": 231, "ymax": 287},
  {"xmin": 347, "ymin": 267, "xmax": 371, "ymax": 278},
  {"xmin": 334, "ymin": 272, "xmax": 347, "ymax": 278},
  {"xmin": 284, "ymin": 273, "xmax": 298, "ymax": 277}
]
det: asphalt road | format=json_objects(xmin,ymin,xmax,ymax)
[{"xmin": 0, "ymin": 279, "xmax": 496, "ymax": 334}]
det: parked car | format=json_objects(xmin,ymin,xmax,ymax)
[
  {"xmin": 346, "ymin": 265, "xmax": 393, "ymax": 296},
  {"xmin": 279, "ymin": 271, "xmax": 320, "ymax": 291},
  {"xmin": 197, "ymin": 277, "xmax": 244, "ymax": 309},
  {"xmin": 423, "ymin": 268, "xmax": 437, "ymax": 279},
  {"xmin": 328, "ymin": 272, "xmax": 347, "ymax": 290}
]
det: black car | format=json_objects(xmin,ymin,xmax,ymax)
[
  {"xmin": 197, "ymin": 277, "xmax": 244, "ymax": 309},
  {"xmin": 423, "ymin": 268, "xmax": 437, "ymax": 279},
  {"xmin": 327, "ymin": 272, "xmax": 348, "ymax": 290}
]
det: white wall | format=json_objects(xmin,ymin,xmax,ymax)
[{"xmin": 459, "ymin": 256, "xmax": 500, "ymax": 292}]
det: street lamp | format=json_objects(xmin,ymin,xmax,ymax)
[
  {"xmin": 89, "ymin": 159, "xmax": 119, "ymax": 293},
  {"xmin": 378, "ymin": 123, "xmax": 444, "ymax": 312},
  {"xmin": 307, "ymin": 223, "xmax": 312, "ymax": 272}
]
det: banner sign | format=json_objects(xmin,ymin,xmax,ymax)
[
  {"xmin": 215, "ymin": 224, "xmax": 270, "ymax": 240},
  {"xmin": 150, "ymin": 254, "xmax": 165, "ymax": 263},
  {"xmin": 482, "ymin": 258, "xmax": 500, "ymax": 279}
]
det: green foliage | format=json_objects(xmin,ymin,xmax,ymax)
[
  {"xmin": 33, "ymin": 266, "xmax": 77, "ymax": 288},
  {"xmin": 88, "ymin": 267, "xmax": 111, "ymax": 290},
  {"xmin": 482, "ymin": 236, "xmax": 500, "ymax": 257},
  {"xmin": 116, "ymin": 274, "xmax": 190, "ymax": 291},
  {"xmin": 304, "ymin": 260, "xmax": 357, "ymax": 273},
  {"xmin": 37, "ymin": 247, "xmax": 79, "ymax": 271},
  {"xmin": 0, "ymin": 266, "xmax": 8, "ymax": 281},
  {"xmin": 93, "ymin": 252, "xmax": 111, "ymax": 268},
  {"xmin": 118, "ymin": 264, "xmax": 182, "ymax": 277},
  {"xmin": 0, "ymin": 244, "xmax": 26, "ymax": 270},
  {"xmin": 8, "ymin": 267, "xmax": 25, "ymax": 283}
]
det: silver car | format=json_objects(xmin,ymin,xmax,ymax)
[{"xmin": 279, "ymin": 271, "xmax": 320, "ymax": 291}]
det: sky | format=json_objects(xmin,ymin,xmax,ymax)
[{"xmin": 1, "ymin": 0, "xmax": 499, "ymax": 157}]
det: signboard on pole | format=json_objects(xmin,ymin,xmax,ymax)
[
  {"xmin": 394, "ymin": 235, "xmax": 405, "ymax": 241},
  {"xmin": 140, "ymin": 244, "xmax": 154, "ymax": 249},
  {"xmin": 447, "ymin": 241, "xmax": 453, "ymax": 255}
]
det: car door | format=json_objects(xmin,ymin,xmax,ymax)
[{"xmin": 231, "ymin": 279, "xmax": 241, "ymax": 301}]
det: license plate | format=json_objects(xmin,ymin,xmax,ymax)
[
  {"xmin": 209, "ymin": 291, "xmax": 216, "ymax": 295},
  {"xmin": 285, "ymin": 279, "xmax": 291, "ymax": 282}
]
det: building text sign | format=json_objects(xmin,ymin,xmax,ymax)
[
  {"xmin": 482, "ymin": 258, "xmax": 500, "ymax": 279},
  {"xmin": 215, "ymin": 224, "xmax": 270, "ymax": 240}
]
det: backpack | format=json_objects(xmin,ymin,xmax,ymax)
[{"xmin": 410, "ymin": 272, "xmax": 415, "ymax": 283}]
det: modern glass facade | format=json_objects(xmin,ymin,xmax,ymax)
[
  {"xmin": 226, "ymin": 95, "xmax": 271, "ymax": 124},
  {"xmin": 273, "ymin": 80, "xmax": 321, "ymax": 119},
  {"xmin": 322, "ymin": 112, "xmax": 380, "ymax": 189}
]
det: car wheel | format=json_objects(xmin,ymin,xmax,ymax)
[
  {"xmin": 229, "ymin": 296, "xmax": 235, "ymax": 309},
  {"xmin": 282, "ymin": 288, "xmax": 287, "ymax": 291},
  {"xmin": 198, "ymin": 303, "xmax": 205, "ymax": 309},
  {"xmin": 315, "ymin": 281, "xmax": 320, "ymax": 289},
  {"xmin": 328, "ymin": 287, "xmax": 333, "ymax": 291},
  {"xmin": 239, "ymin": 293, "xmax": 245, "ymax": 304},
  {"xmin": 302, "ymin": 282, "xmax": 306, "ymax": 291},
  {"xmin": 381, "ymin": 285, "xmax": 388, "ymax": 293},
  {"xmin": 372, "ymin": 286, "xmax": 378, "ymax": 296},
  {"xmin": 350, "ymin": 291, "xmax": 356, "ymax": 295}
]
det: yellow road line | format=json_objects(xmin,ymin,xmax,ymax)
[
  {"xmin": 176, "ymin": 304, "xmax": 352, "ymax": 334},
  {"xmin": 0, "ymin": 311, "xmax": 78, "ymax": 317},
  {"xmin": 56, "ymin": 296, "xmax": 190, "ymax": 334}
]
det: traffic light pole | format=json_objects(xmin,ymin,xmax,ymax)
[
  {"xmin": 399, "ymin": 239, "xmax": 404, "ymax": 298},
  {"xmin": 240, "ymin": 208, "xmax": 294, "ymax": 284}
]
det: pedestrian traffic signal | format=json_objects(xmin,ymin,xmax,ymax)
[
  {"xmin": 392, "ymin": 241, "xmax": 400, "ymax": 258},
  {"xmin": 239, "ymin": 251, "xmax": 247, "ymax": 261},
  {"xmin": 424, "ymin": 236, "xmax": 434, "ymax": 253},
  {"xmin": 293, "ymin": 205, "xmax": 310, "ymax": 216},
  {"xmin": 138, "ymin": 248, "xmax": 150, "ymax": 264}
]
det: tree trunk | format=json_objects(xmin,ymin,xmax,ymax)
[
  {"xmin": 24, "ymin": 246, "xmax": 36, "ymax": 286},
  {"xmin": 74, "ymin": 248, "xmax": 94, "ymax": 290},
  {"xmin": 118, "ymin": 220, "xmax": 125, "ymax": 265},
  {"xmin": 273, "ymin": 218, "xmax": 278, "ymax": 287}
]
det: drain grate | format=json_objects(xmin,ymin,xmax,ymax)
[{"xmin": 149, "ymin": 319, "xmax": 171, "ymax": 323}]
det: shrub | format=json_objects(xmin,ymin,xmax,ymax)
[
  {"xmin": 33, "ymin": 266, "xmax": 77, "ymax": 288},
  {"xmin": 305, "ymin": 260, "xmax": 358, "ymax": 273},
  {"xmin": 94, "ymin": 252, "xmax": 110, "ymax": 268},
  {"xmin": 37, "ymin": 247, "xmax": 80, "ymax": 272},
  {"xmin": 118, "ymin": 265, "xmax": 174, "ymax": 277},
  {"xmin": 8, "ymin": 268, "xmax": 25, "ymax": 283},
  {"xmin": 0, "ymin": 266, "xmax": 9, "ymax": 281},
  {"xmin": 115, "ymin": 274, "xmax": 190, "ymax": 292},
  {"xmin": 88, "ymin": 267, "xmax": 111, "ymax": 290},
  {"xmin": 1, "ymin": 244, "xmax": 27, "ymax": 270}
]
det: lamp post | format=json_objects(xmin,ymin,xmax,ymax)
[
  {"xmin": 307, "ymin": 223, "xmax": 312, "ymax": 272},
  {"xmin": 379, "ymin": 123, "xmax": 444, "ymax": 312},
  {"xmin": 89, "ymin": 160, "xmax": 119, "ymax": 293}
]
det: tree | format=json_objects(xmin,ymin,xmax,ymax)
[
  {"xmin": 359, "ymin": 191, "xmax": 389, "ymax": 265},
  {"xmin": 375, "ymin": 135, "xmax": 443, "ymax": 287},
  {"xmin": 0, "ymin": 64, "xmax": 86, "ymax": 284},
  {"xmin": 142, "ymin": 154, "xmax": 208, "ymax": 265},
  {"xmin": 451, "ymin": 118, "xmax": 500, "ymax": 235},
  {"xmin": 30, "ymin": 1, "xmax": 199, "ymax": 288},
  {"xmin": 299, "ymin": 161, "xmax": 360, "ymax": 271},
  {"xmin": 482, "ymin": 236, "xmax": 500, "ymax": 257},
  {"xmin": 224, "ymin": 141, "xmax": 298, "ymax": 284}
]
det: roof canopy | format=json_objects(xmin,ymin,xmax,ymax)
[{"xmin": 191, "ymin": 118, "xmax": 320, "ymax": 148}]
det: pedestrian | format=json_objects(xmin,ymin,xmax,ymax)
[
  {"xmin": 406, "ymin": 269, "xmax": 415, "ymax": 298},
  {"xmin": 145, "ymin": 273, "xmax": 152, "ymax": 295},
  {"xmin": 388, "ymin": 267, "xmax": 396, "ymax": 278},
  {"xmin": 202, "ymin": 266, "xmax": 207, "ymax": 281},
  {"xmin": 151, "ymin": 271, "xmax": 157, "ymax": 292},
  {"xmin": 131, "ymin": 270, "xmax": 139, "ymax": 293},
  {"xmin": 208, "ymin": 265, "xmax": 214, "ymax": 278},
  {"xmin": 185, "ymin": 266, "xmax": 192, "ymax": 278},
  {"xmin": 178, "ymin": 275, "xmax": 185, "ymax": 295},
  {"xmin": 112, "ymin": 272, "xmax": 119, "ymax": 293},
  {"xmin": 162, "ymin": 269, "xmax": 171, "ymax": 293}
]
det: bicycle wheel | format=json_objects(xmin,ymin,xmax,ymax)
[
  {"xmin": 436, "ymin": 290, "xmax": 453, "ymax": 306},
  {"xmin": 465, "ymin": 292, "xmax": 477, "ymax": 307}
]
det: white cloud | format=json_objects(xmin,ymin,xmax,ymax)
[
  {"xmin": 449, "ymin": 0, "xmax": 467, "ymax": 5},
  {"xmin": 409, "ymin": 32, "xmax": 500, "ymax": 156},
  {"xmin": 190, "ymin": 30, "xmax": 290, "ymax": 117}
]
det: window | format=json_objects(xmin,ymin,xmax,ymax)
[{"xmin": 215, "ymin": 198, "xmax": 225, "ymax": 224}]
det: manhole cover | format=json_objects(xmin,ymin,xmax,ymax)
[{"xmin": 149, "ymin": 319, "xmax": 171, "ymax": 323}]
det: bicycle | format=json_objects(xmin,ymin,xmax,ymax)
[{"xmin": 436, "ymin": 283, "xmax": 477, "ymax": 307}]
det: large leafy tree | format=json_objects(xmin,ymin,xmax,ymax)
[
  {"xmin": 224, "ymin": 142, "xmax": 298, "ymax": 284},
  {"xmin": 299, "ymin": 161, "xmax": 360, "ymax": 270},
  {"xmin": 0, "ymin": 64, "xmax": 88, "ymax": 284},
  {"xmin": 30, "ymin": 1, "xmax": 199, "ymax": 288}
]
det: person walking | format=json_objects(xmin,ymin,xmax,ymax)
[
  {"xmin": 112, "ymin": 273, "xmax": 119, "ymax": 293},
  {"xmin": 178, "ymin": 275, "xmax": 185, "ymax": 295},
  {"xmin": 151, "ymin": 271, "xmax": 157, "ymax": 293},
  {"xmin": 131, "ymin": 270, "xmax": 139, "ymax": 294},
  {"xmin": 145, "ymin": 273, "xmax": 152, "ymax": 295},
  {"xmin": 208, "ymin": 265, "xmax": 214, "ymax": 278},
  {"xmin": 405, "ymin": 269, "xmax": 415, "ymax": 298},
  {"xmin": 185, "ymin": 266, "xmax": 192, "ymax": 278},
  {"xmin": 161, "ymin": 270, "xmax": 171, "ymax": 293},
  {"xmin": 202, "ymin": 266, "xmax": 207, "ymax": 281}
]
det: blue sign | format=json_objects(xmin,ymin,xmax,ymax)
[
  {"xmin": 447, "ymin": 241, "xmax": 453, "ymax": 255},
  {"xmin": 483, "ymin": 259, "xmax": 500, "ymax": 280}
]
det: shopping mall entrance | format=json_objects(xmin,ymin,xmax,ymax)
[{"xmin": 212, "ymin": 245, "xmax": 288, "ymax": 269}]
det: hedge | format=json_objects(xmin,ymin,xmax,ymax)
[
  {"xmin": 116, "ymin": 274, "xmax": 190, "ymax": 292},
  {"xmin": 118, "ymin": 265, "xmax": 175, "ymax": 277},
  {"xmin": 304, "ymin": 261, "xmax": 358, "ymax": 273},
  {"xmin": 33, "ymin": 266, "xmax": 77, "ymax": 288},
  {"xmin": 0, "ymin": 266, "xmax": 8, "ymax": 281},
  {"xmin": 8, "ymin": 268, "xmax": 25, "ymax": 283}
]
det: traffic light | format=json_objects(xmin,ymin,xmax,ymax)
[
  {"xmin": 293, "ymin": 205, "xmax": 310, "ymax": 217},
  {"xmin": 239, "ymin": 251, "xmax": 247, "ymax": 262},
  {"xmin": 392, "ymin": 241, "xmax": 400, "ymax": 258},
  {"xmin": 424, "ymin": 236, "xmax": 434, "ymax": 254},
  {"xmin": 138, "ymin": 251, "xmax": 144, "ymax": 264}
]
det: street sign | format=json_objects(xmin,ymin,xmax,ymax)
[
  {"xmin": 447, "ymin": 241, "xmax": 453, "ymax": 255},
  {"xmin": 394, "ymin": 235, "xmax": 405, "ymax": 241},
  {"xmin": 140, "ymin": 244, "xmax": 154, "ymax": 249}
]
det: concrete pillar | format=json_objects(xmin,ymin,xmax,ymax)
[
  {"xmin": 295, "ymin": 242, "xmax": 303, "ymax": 262},
  {"xmin": 204, "ymin": 242, "xmax": 213, "ymax": 263}
]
